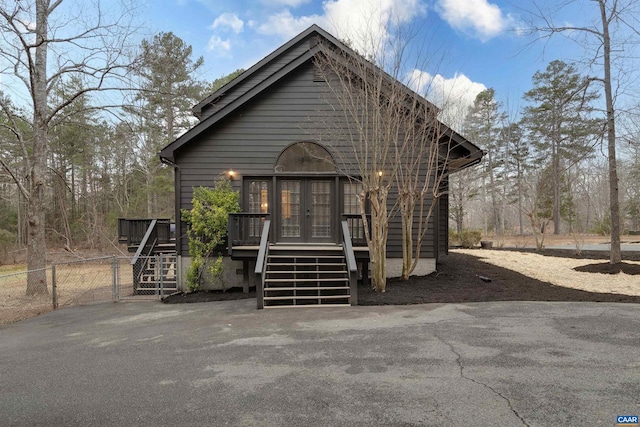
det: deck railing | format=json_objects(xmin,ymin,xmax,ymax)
[
  {"xmin": 228, "ymin": 213, "xmax": 271, "ymax": 254},
  {"xmin": 254, "ymin": 220, "xmax": 271, "ymax": 309},
  {"xmin": 118, "ymin": 218, "xmax": 172, "ymax": 247},
  {"xmin": 341, "ymin": 220, "xmax": 358, "ymax": 306},
  {"xmin": 342, "ymin": 214, "xmax": 370, "ymax": 247}
]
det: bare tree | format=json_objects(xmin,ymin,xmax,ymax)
[
  {"xmin": 528, "ymin": 0, "xmax": 640, "ymax": 263},
  {"xmin": 315, "ymin": 41, "xmax": 400, "ymax": 292},
  {"xmin": 0, "ymin": 0, "xmax": 139, "ymax": 294},
  {"xmin": 314, "ymin": 23, "xmax": 479, "ymax": 287}
]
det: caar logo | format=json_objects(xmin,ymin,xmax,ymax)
[{"xmin": 617, "ymin": 415, "xmax": 639, "ymax": 426}]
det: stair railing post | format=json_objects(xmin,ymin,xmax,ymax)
[{"xmin": 156, "ymin": 254, "xmax": 163, "ymax": 297}]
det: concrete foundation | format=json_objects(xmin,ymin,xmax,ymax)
[
  {"xmin": 179, "ymin": 256, "xmax": 257, "ymax": 291},
  {"xmin": 385, "ymin": 258, "xmax": 436, "ymax": 278}
]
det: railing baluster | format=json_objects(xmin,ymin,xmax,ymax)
[{"xmin": 228, "ymin": 213, "xmax": 271, "ymax": 252}]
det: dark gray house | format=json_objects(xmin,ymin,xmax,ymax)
[{"xmin": 159, "ymin": 25, "xmax": 482, "ymax": 308}]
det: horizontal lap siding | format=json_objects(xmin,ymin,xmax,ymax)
[
  {"xmin": 198, "ymin": 42, "xmax": 313, "ymax": 121},
  {"xmin": 439, "ymin": 190, "xmax": 449, "ymax": 256},
  {"xmin": 385, "ymin": 189, "xmax": 437, "ymax": 260},
  {"xmin": 176, "ymin": 61, "xmax": 348, "ymax": 254},
  {"xmin": 175, "ymin": 58, "xmax": 445, "ymax": 258}
]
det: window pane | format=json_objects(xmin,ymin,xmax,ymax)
[
  {"xmin": 281, "ymin": 181, "xmax": 301, "ymax": 237},
  {"xmin": 343, "ymin": 182, "xmax": 364, "ymax": 240},
  {"xmin": 248, "ymin": 181, "xmax": 269, "ymax": 237},
  {"xmin": 343, "ymin": 182, "xmax": 362, "ymax": 214},
  {"xmin": 311, "ymin": 181, "xmax": 331, "ymax": 238},
  {"xmin": 248, "ymin": 181, "xmax": 269, "ymax": 213}
]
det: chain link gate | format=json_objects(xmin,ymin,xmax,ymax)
[{"xmin": 115, "ymin": 255, "xmax": 179, "ymax": 300}]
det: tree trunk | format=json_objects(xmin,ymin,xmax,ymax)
[
  {"xmin": 488, "ymin": 151, "xmax": 500, "ymax": 234},
  {"xmin": 600, "ymin": 1, "xmax": 621, "ymax": 264},
  {"xmin": 553, "ymin": 142, "xmax": 561, "ymax": 234},
  {"xmin": 456, "ymin": 211, "xmax": 464, "ymax": 234},
  {"xmin": 366, "ymin": 189, "xmax": 388, "ymax": 292},
  {"xmin": 26, "ymin": 0, "xmax": 49, "ymax": 296},
  {"xmin": 518, "ymin": 174, "xmax": 524, "ymax": 235}
]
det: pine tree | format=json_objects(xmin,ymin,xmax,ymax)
[
  {"xmin": 522, "ymin": 60, "xmax": 601, "ymax": 235},
  {"xmin": 131, "ymin": 32, "xmax": 207, "ymax": 217},
  {"xmin": 464, "ymin": 89, "xmax": 506, "ymax": 234}
]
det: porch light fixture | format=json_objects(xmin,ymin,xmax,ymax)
[
  {"xmin": 227, "ymin": 169, "xmax": 236, "ymax": 180},
  {"xmin": 377, "ymin": 171, "xmax": 383, "ymax": 177}
]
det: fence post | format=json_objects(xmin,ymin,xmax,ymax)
[
  {"xmin": 51, "ymin": 263, "xmax": 58, "ymax": 309},
  {"xmin": 112, "ymin": 256, "xmax": 118, "ymax": 302}
]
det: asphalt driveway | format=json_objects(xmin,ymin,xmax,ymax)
[{"xmin": 1, "ymin": 300, "xmax": 638, "ymax": 426}]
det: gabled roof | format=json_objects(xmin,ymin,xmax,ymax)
[
  {"xmin": 159, "ymin": 24, "xmax": 482, "ymax": 169},
  {"xmin": 191, "ymin": 24, "xmax": 333, "ymax": 119}
]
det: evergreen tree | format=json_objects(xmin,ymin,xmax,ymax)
[
  {"xmin": 464, "ymin": 89, "xmax": 506, "ymax": 234},
  {"xmin": 131, "ymin": 32, "xmax": 207, "ymax": 217},
  {"xmin": 500, "ymin": 122, "xmax": 530, "ymax": 235},
  {"xmin": 522, "ymin": 60, "xmax": 601, "ymax": 235}
]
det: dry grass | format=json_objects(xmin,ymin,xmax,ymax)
[
  {"xmin": 455, "ymin": 249, "xmax": 640, "ymax": 296},
  {"xmin": 0, "ymin": 268, "xmax": 54, "ymax": 325},
  {"xmin": 0, "ymin": 259, "xmax": 133, "ymax": 326}
]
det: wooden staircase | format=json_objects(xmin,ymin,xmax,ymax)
[
  {"xmin": 261, "ymin": 246, "xmax": 352, "ymax": 308},
  {"xmin": 135, "ymin": 253, "xmax": 178, "ymax": 295}
]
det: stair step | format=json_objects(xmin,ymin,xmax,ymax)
[
  {"xmin": 266, "ymin": 270, "xmax": 347, "ymax": 274},
  {"xmin": 264, "ymin": 278, "xmax": 349, "ymax": 283},
  {"xmin": 264, "ymin": 286, "xmax": 351, "ymax": 291},
  {"xmin": 264, "ymin": 304, "xmax": 351, "ymax": 309},
  {"xmin": 264, "ymin": 295, "xmax": 351, "ymax": 301},
  {"xmin": 267, "ymin": 262, "xmax": 346, "ymax": 267},
  {"xmin": 267, "ymin": 255, "xmax": 345, "ymax": 259}
]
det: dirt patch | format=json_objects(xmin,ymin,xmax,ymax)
[
  {"xmin": 574, "ymin": 262, "xmax": 640, "ymax": 275},
  {"xmin": 162, "ymin": 249, "xmax": 640, "ymax": 306}
]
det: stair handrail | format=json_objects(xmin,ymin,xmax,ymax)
[
  {"xmin": 341, "ymin": 220, "xmax": 358, "ymax": 306},
  {"xmin": 254, "ymin": 219, "xmax": 271, "ymax": 309},
  {"xmin": 131, "ymin": 219, "xmax": 158, "ymax": 266}
]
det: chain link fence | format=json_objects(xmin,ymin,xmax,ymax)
[
  {"xmin": 0, "ymin": 255, "xmax": 180, "ymax": 325},
  {"xmin": 117, "ymin": 255, "xmax": 179, "ymax": 299}
]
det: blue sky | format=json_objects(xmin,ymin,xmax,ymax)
[
  {"xmin": 146, "ymin": 0, "xmax": 607, "ymax": 120},
  {"xmin": 145, "ymin": 0, "xmax": 600, "ymax": 119}
]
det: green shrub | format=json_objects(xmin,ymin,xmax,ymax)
[
  {"xmin": 181, "ymin": 179, "xmax": 240, "ymax": 291},
  {"xmin": 449, "ymin": 229, "xmax": 459, "ymax": 247},
  {"xmin": 459, "ymin": 230, "xmax": 482, "ymax": 248},
  {"xmin": 592, "ymin": 215, "xmax": 611, "ymax": 236},
  {"xmin": 449, "ymin": 229, "xmax": 482, "ymax": 248}
]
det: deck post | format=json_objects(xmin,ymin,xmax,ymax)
[{"xmin": 242, "ymin": 260, "xmax": 249, "ymax": 293}]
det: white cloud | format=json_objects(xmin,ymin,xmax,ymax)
[
  {"xmin": 408, "ymin": 69, "xmax": 486, "ymax": 129},
  {"xmin": 257, "ymin": 0, "xmax": 426, "ymax": 55},
  {"xmin": 211, "ymin": 13, "xmax": 244, "ymax": 34},
  {"xmin": 257, "ymin": 9, "xmax": 323, "ymax": 38},
  {"xmin": 208, "ymin": 36, "xmax": 232, "ymax": 53},
  {"xmin": 261, "ymin": 0, "xmax": 311, "ymax": 6},
  {"xmin": 435, "ymin": 0, "xmax": 510, "ymax": 41}
]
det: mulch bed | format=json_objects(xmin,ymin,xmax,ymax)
[
  {"xmin": 162, "ymin": 248, "xmax": 640, "ymax": 305},
  {"xmin": 162, "ymin": 287, "xmax": 256, "ymax": 304}
]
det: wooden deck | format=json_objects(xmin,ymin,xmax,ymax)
[{"xmin": 230, "ymin": 243, "xmax": 369, "ymax": 260}]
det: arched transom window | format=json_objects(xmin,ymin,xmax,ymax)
[{"xmin": 274, "ymin": 142, "xmax": 336, "ymax": 173}]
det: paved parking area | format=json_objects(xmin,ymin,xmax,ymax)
[{"xmin": 1, "ymin": 300, "xmax": 638, "ymax": 426}]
